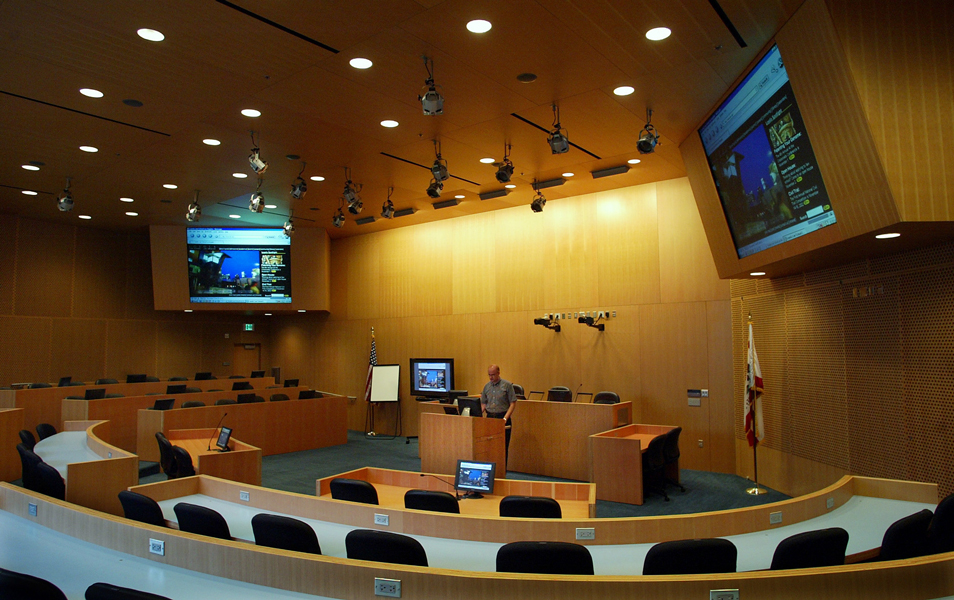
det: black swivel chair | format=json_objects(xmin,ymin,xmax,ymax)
[
  {"xmin": 499, "ymin": 495, "xmax": 562, "ymax": 518},
  {"xmin": 330, "ymin": 478, "xmax": 379, "ymax": 505},
  {"xmin": 118, "ymin": 490, "xmax": 167, "ymax": 528},
  {"xmin": 404, "ymin": 489, "xmax": 460, "ymax": 514},
  {"xmin": 16, "ymin": 443, "xmax": 42, "ymax": 491},
  {"xmin": 770, "ymin": 527, "xmax": 849, "ymax": 570},
  {"xmin": 171, "ymin": 446, "xmax": 196, "ymax": 477},
  {"xmin": 215, "ymin": 398, "xmax": 237, "ymax": 406},
  {"xmin": 181, "ymin": 400, "xmax": 205, "ymax": 408},
  {"xmin": 169, "ymin": 376, "xmax": 188, "ymax": 381},
  {"xmin": 663, "ymin": 426, "xmax": 686, "ymax": 492},
  {"xmin": 251, "ymin": 513, "xmax": 321, "ymax": 555},
  {"xmin": 0, "ymin": 566, "xmax": 68, "ymax": 600},
  {"xmin": 29, "ymin": 382, "xmax": 52, "ymax": 389},
  {"xmin": 18, "ymin": 429, "xmax": 36, "ymax": 450},
  {"xmin": 183, "ymin": 386, "xmax": 201, "ymax": 394},
  {"xmin": 155, "ymin": 432, "xmax": 177, "ymax": 478},
  {"xmin": 35, "ymin": 423, "xmax": 57, "ymax": 440},
  {"xmin": 173, "ymin": 502, "xmax": 231, "ymax": 540},
  {"xmin": 546, "ymin": 386, "xmax": 572, "ymax": 402},
  {"xmin": 928, "ymin": 493, "xmax": 954, "ymax": 554},
  {"xmin": 145, "ymin": 376, "xmax": 160, "ymax": 382},
  {"xmin": 512, "ymin": 383, "xmax": 526, "ymax": 399},
  {"xmin": 345, "ymin": 529, "xmax": 428, "ymax": 566},
  {"xmin": 641, "ymin": 434, "xmax": 669, "ymax": 501},
  {"xmin": 643, "ymin": 538, "xmax": 738, "ymax": 575},
  {"xmin": 879, "ymin": 509, "xmax": 933, "ymax": 561},
  {"xmin": 85, "ymin": 582, "xmax": 173, "ymax": 600},
  {"xmin": 96, "ymin": 378, "xmax": 119, "ymax": 385},
  {"xmin": 228, "ymin": 375, "xmax": 245, "ymax": 379},
  {"xmin": 269, "ymin": 393, "xmax": 290, "ymax": 402},
  {"xmin": 593, "ymin": 391, "xmax": 620, "ymax": 404},
  {"xmin": 496, "ymin": 541, "xmax": 594, "ymax": 575},
  {"xmin": 34, "ymin": 461, "xmax": 66, "ymax": 500}
]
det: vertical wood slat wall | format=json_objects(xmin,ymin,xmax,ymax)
[
  {"xmin": 269, "ymin": 178, "xmax": 737, "ymax": 474},
  {"xmin": 0, "ymin": 216, "xmax": 270, "ymax": 385}
]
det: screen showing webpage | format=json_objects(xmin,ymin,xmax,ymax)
[{"xmin": 187, "ymin": 228, "xmax": 291, "ymax": 304}]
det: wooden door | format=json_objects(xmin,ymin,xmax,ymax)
[{"xmin": 232, "ymin": 344, "xmax": 261, "ymax": 377}]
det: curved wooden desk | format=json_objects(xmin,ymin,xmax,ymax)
[
  {"xmin": 167, "ymin": 428, "xmax": 262, "ymax": 486},
  {"xmin": 0, "ymin": 407, "xmax": 24, "ymax": 482}
]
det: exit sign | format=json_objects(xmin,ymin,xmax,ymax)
[{"xmin": 244, "ymin": 323, "xmax": 254, "ymax": 331}]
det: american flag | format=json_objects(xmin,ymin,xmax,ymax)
[{"xmin": 363, "ymin": 329, "xmax": 376, "ymax": 402}]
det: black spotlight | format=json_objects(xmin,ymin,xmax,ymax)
[
  {"xmin": 426, "ymin": 178, "xmax": 443, "ymax": 199},
  {"xmin": 332, "ymin": 207, "xmax": 345, "ymax": 228},
  {"xmin": 419, "ymin": 56, "xmax": 444, "ymax": 116},
  {"xmin": 637, "ymin": 108, "xmax": 660, "ymax": 154},
  {"xmin": 56, "ymin": 177, "xmax": 73, "ymax": 212},
  {"xmin": 496, "ymin": 159, "xmax": 514, "ymax": 183},
  {"xmin": 381, "ymin": 199, "xmax": 394, "ymax": 219},
  {"xmin": 530, "ymin": 190, "xmax": 546, "ymax": 213},
  {"xmin": 547, "ymin": 104, "xmax": 569, "ymax": 154}
]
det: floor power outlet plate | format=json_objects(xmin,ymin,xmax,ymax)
[
  {"xmin": 374, "ymin": 578, "xmax": 401, "ymax": 598},
  {"xmin": 710, "ymin": 589, "xmax": 739, "ymax": 600}
]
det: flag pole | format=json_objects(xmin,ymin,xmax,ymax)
[{"xmin": 746, "ymin": 313, "xmax": 767, "ymax": 495}]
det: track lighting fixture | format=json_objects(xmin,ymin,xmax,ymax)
[
  {"xmin": 530, "ymin": 188, "xmax": 546, "ymax": 213},
  {"xmin": 431, "ymin": 140, "xmax": 449, "ymax": 181},
  {"xmin": 418, "ymin": 56, "xmax": 444, "ymax": 116},
  {"xmin": 186, "ymin": 190, "xmax": 201, "ymax": 222},
  {"xmin": 342, "ymin": 168, "xmax": 363, "ymax": 214},
  {"xmin": 426, "ymin": 178, "xmax": 443, "ymax": 199},
  {"xmin": 533, "ymin": 316, "xmax": 561, "ymax": 332},
  {"xmin": 56, "ymin": 177, "xmax": 73, "ymax": 212},
  {"xmin": 547, "ymin": 104, "xmax": 570, "ymax": 154},
  {"xmin": 578, "ymin": 315, "xmax": 605, "ymax": 331},
  {"xmin": 290, "ymin": 162, "xmax": 307, "ymax": 199},
  {"xmin": 332, "ymin": 205, "xmax": 346, "ymax": 228},
  {"xmin": 637, "ymin": 108, "xmax": 660, "ymax": 154},
  {"xmin": 495, "ymin": 143, "xmax": 514, "ymax": 183},
  {"xmin": 283, "ymin": 217, "xmax": 295, "ymax": 238},
  {"xmin": 249, "ymin": 179, "xmax": 265, "ymax": 213},
  {"xmin": 248, "ymin": 131, "xmax": 268, "ymax": 173},
  {"xmin": 381, "ymin": 187, "xmax": 395, "ymax": 219}
]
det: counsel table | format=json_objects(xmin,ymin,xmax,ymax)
[
  {"xmin": 167, "ymin": 428, "xmax": 262, "ymax": 486},
  {"xmin": 589, "ymin": 423, "xmax": 678, "ymax": 505}
]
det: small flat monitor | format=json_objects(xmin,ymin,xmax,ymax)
[
  {"xmin": 409, "ymin": 358, "xmax": 455, "ymax": 398},
  {"xmin": 58, "ymin": 377, "xmax": 72, "ymax": 387},
  {"xmin": 298, "ymin": 389, "xmax": 316, "ymax": 399},
  {"xmin": 84, "ymin": 388, "xmax": 106, "ymax": 400},
  {"xmin": 454, "ymin": 460, "xmax": 496, "ymax": 499},
  {"xmin": 237, "ymin": 393, "xmax": 257, "ymax": 404},
  {"xmin": 284, "ymin": 378, "xmax": 299, "ymax": 388},
  {"xmin": 194, "ymin": 372, "xmax": 213, "ymax": 381},
  {"xmin": 215, "ymin": 426, "xmax": 233, "ymax": 451},
  {"xmin": 152, "ymin": 398, "xmax": 175, "ymax": 411},
  {"xmin": 232, "ymin": 381, "xmax": 253, "ymax": 391},
  {"xmin": 166, "ymin": 384, "xmax": 187, "ymax": 395},
  {"xmin": 126, "ymin": 374, "xmax": 147, "ymax": 384},
  {"xmin": 457, "ymin": 396, "xmax": 483, "ymax": 417},
  {"xmin": 250, "ymin": 370, "xmax": 266, "ymax": 378}
]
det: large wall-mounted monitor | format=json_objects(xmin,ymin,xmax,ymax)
[
  {"xmin": 409, "ymin": 358, "xmax": 455, "ymax": 398},
  {"xmin": 187, "ymin": 228, "xmax": 291, "ymax": 304},
  {"xmin": 699, "ymin": 45, "xmax": 835, "ymax": 260}
]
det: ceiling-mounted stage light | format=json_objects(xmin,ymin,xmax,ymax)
[
  {"xmin": 426, "ymin": 178, "xmax": 443, "ymax": 199},
  {"xmin": 431, "ymin": 140, "xmax": 449, "ymax": 181},
  {"xmin": 186, "ymin": 190, "xmax": 201, "ymax": 222},
  {"xmin": 290, "ymin": 162, "xmax": 308, "ymax": 199},
  {"xmin": 342, "ymin": 168, "xmax": 363, "ymax": 214},
  {"xmin": 495, "ymin": 143, "xmax": 514, "ymax": 183},
  {"xmin": 547, "ymin": 104, "xmax": 570, "ymax": 154},
  {"xmin": 637, "ymin": 108, "xmax": 660, "ymax": 154},
  {"xmin": 530, "ymin": 188, "xmax": 546, "ymax": 213},
  {"xmin": 249, "ymin": 191, "xmax": 265, "ymax": 213},
  {"xmin": 332, "ymin": 205, "xmax": 346, "ymax": 228},
  {"xmin": 533, "ymin": 316, "xmax": 561, "ymax": 332},
  {"xmin": 57, "ymin": 177, "xmax": 73, "ymax": 212},
  {"xmin": 418, "ymin": 56, "xmax": 444, "ymax": 116},
  {"xmin": 283, "ymin": 218, "xmax": 295, "ymax": 238},
  {"xmin": 381, "ymin": 187, "xmax": 395, "ymax": 219},
  {"xmin": 248, "ymin": 131, "xmax": 268, "ymax": 174}
]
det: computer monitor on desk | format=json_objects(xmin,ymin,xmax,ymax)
[
  {"xmin": 194, "ymin": 372, "xmax": 213, "ymax": 381},
  {"xmin": 284, "ymin": 378, "xmax": 299, "ymax": 388},
  {"xmin": 166, "ymin": 384, "xmax": 187, "ymax": 395},
  {"xmin": 455, "ymin": 459, "xmax": 496, "ymax": 499},
  {"xmin": 84, "ymin": 388, "xmax": 106, "ymax": 400},
  {"xmin": 126, "ymin": 374, "xmax": 147, "ymax": 384},
  {"xmin": 250, "ymin": 370, "xmax": 265, "ymax": 378},
  {"xmin": 457, "ymin": 397, "xmax": 483, "ymax": 417}
]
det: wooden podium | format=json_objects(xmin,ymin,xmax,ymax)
[
  {"xmin": 419, "ymin": 412, "xmax": 506, "ymax": 478},
  {"xmin": 167, "ymin": 428, "xmax": 262, "ymax": 486}
]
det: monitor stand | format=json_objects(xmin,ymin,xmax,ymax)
[{"xmin": 462, "ymin": 491, "xmax": 483, "ymax": 500}]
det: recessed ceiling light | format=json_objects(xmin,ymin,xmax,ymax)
[
  {"xmin": 876, "ymin": 233, "xmax": 901, "ymax": 239},
  {"xmin": 628, "ymin": 158, "xmax": 641, "ymax": 164},
  {"xmin": 125, "ymin": 211, "xmax": 138, "ymax": 217},
  {"xmin": 750, "ymin": 271, "xmax": 766, "ymax": 276},
  {"xmin": 21, "ymin": 164, "xmax": 39, "ymax": 171},
  {"xmin": 349, "ymin": 57, "xmax": 373, "ymax": 69},
  {"xmin": 202, "ymin": 138, "xmax": 221, "ymax": 146},
  {"xmin": 505, "ymin": 184, "xmax": 516, "ymax": 189},
  {"xmin": 79, "ymin": 145, "xmax": 99, "ymax": 153},
  {"xmin": 264, "ymin": 313, "xmax": 272, "ymax": 316},
  {"xmin": 163, "ymin": 184, "xmax": 177, "ymax": 189},
  {"xmin": 232, "ymin": 173, "xmax": 248, "ymax": 179},
  {"xmin": 137, "ymin": 28, "xmax": 165, "ymax": 42},
  {"xmin": 454, "ymin": 194, "xmax": 465, "ymax": 199},
  {"xmin": 466, "ymin": 19, "xmax": 492, "ymax": 33},
  {"xmin": 123, "ymin": 99, "xmax": 144, "ymax": 107},
  {"xmin": 229, "ymin": 214, "xmax": 241, "ymax": 219},
  {"xmin": 78, "ymin": 215, "xmax": 92, "ymax": 220},
  {"xmin": 80, "ymin": 88, "xmax": 104, "ymax": 98},
  {"xmin": 516, "ymin": 73, "xmax": 537, "ymax": 83},
  {"xmin": 613, "ymin": 86, "xmax": 635, "ymax": 96},
  {"xmin": 479, "ymin": 157, "xmax": 495, "ymax": 164},
  {"xmin": 309, "ymin": 176, "xmax": 325, "ymax": 182},
  {"xmin": 241, "ymin": 109, "xmax": 261, "ymax": 118},
  {"xmin": 562, "ymin": 172, "xmax": 574, "ymax": 177},
  {"xmin": 380, "ymin": 120, "xmax": 399, "ymax": 128},
  {"xmin": 646, "ymin": 27, "xmax": 671, "ymax": 41},
  {"xmin": 120, "ymin": 197, "xmax": 134, "ymax": 203},
  {"xmin": 264, "ymin": 204, "xmax": 277, "ymax": 209},
  {"xmin": 298, "ymin": 309, "xmax": 306, "ymax": 313},
  {"xmin": 184, "ymin": 310, "xmax": 193, "ymax": 313},
  {"xmin": 21, "ymin": 190, "xmax": 37, "ymax": 196}
]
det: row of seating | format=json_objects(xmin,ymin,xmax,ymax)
[
  {"xmin": 177, "ymin": 393, "xmax": 298, "ymax": 408},
  {"xmin": 154, "ymin": 433, "xmax": 196, "ymax": 479},
  {"xmin": 642, "ymin": 426, "xmax": 684, "ymax": 501},
  {"xmin": 15, "ymin": 444, "xmax": 65, "ymax": 501},
  {"xmin": 0, "ymin": 567, "xmax": 171, "ymax": 600},
  {"xmin": 511, "ymin": 384, "xmax": 621, "ymax": 404}
]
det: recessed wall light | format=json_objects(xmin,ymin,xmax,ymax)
[
  {"xmin": 232, "ymin": 173, "xmax": 248, "ymax": 179},
  {"xmin": 628, "ymin": 158, "xmax": 641, "ymax": 164},
  {"xmin": 750, "ymin": 271, "xmax": 766, "ymax": 276},
  {"xmin": 298, "ymin": 309, "xmax": 306, "ymax": 313},
  {"xmin": 184, "ymin": 310, "xmax": 193, "ymax": 313},
  {"xmin": 455, "ymin": 194, "xmax": 465, "ymax": 199},
  {"xmin": 646, "ymin": 27, "xmax": 672, "ymax": 41},
  {"xmin": 78, "ymin": 215, "xmax": 92, "ymax": 220},
  {"xmin": 505, "ymin": 184, "xmax": 516, "ymax": 189},
  {"xmin": 310, "ymin": 176, "xmax": 325, "ymax": 182},
  {"xmin": 79, "ymin": 145, "xmax": 99, "ymax": 153},
  {"xmin": 562, "ymin": 172, "xmax": 574, "ymax": 177},
  {"xmin": 876, "ymin": 233, "xmax": 901, "ymax": 239},
  {"xmin": 264, "ymin": 313, "xmax": 272, "ymax": 316},
  {"xmin": 229, "ymin": 214, "xmax": 241, "ymax": 219},
  {"xmin": 21, "ymin": 164, "xmax": 40, "ymax": 171},
  {"xmin": 466, "ymin": 19, "xmax": 492, "ymax": 33},
  {"xmin": 137, "ymin": 28, "xmax": 165, "ymax": 42},
  {"xmin": 350, "ymin": 57, "xmax": 373, "ymax": 69},
  {"xmin": 241, "ymin": 109, "xmax": 261, "ymax": 118},
  {"xmin": 613, "ymin": 86, "xmax": 635, "ymax": 96},
  {"xmin": 80, "ymin": 88, "xmax": 104, "ymax": 98},
  {"xmin": 163, "ymin": 184, "xmax": 177, "ymax": 189},
  {"xmin": 202, "ymin": 138, "xmax": 221, "ymax": 146},
  {"xmin": 22, "ymin": 190, "xmax": 37, "ymax": 196},
  {"xmin": 125, "ymin": 211, "xmax": 138, "ymax": 217},
  {"xmin": 264, "ymin": 204, "xmax": 277, "ymax": 209},
  {"xmin": 480, "ymin": 157, "xmax": 495, "ymax": 164},
  {"xmin": 120, "ymin": 197, "xmax": 134, "ymax": 203},
  {"xmin": 380, "ymin": 120, "xmax": 399, "ymax": 128}
]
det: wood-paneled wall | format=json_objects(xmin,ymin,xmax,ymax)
[
  {"xmin": 0, "ymin": 216, "xmax": 271, "ymax": 386},
  {"xmin": 269, "ymin": 178, "xmax": 736, "ymax": 474}
]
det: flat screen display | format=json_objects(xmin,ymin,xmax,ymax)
[
  {"xmin": 215, "ymin": 426, "xmax": 232, "ymax": 451},
  {"xmin": 187, "ymin": 228, "xmax": 291, "ymax": 304},
  {"xmin": 454, "ymin": 460, "xmax": 496, "ymax": 495},
  {"xmin": 409, "ymin": 358, "xmax": 454, "ymax": 398},
  {"xmin": 699, "ymin": 45, "xmax": 835, "ymax": 259}
]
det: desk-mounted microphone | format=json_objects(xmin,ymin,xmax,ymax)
[
  {"xmin": 207, "ymin": 412, "xmax": 228, "ymax": 452},
  {"xmin": 419, "ymin": 472, "xmax": 460, "ymax": 500}
]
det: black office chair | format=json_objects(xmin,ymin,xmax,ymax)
[
  {"xmin": 145, "ymin": 376, "xmax": 160, "ymax": 382},
  {"xmin": 18, "ymin": 429, "xmax": 36, "ymax": 450},
  {"xmin": 269, "ymin": 393, "xmax": 290, "ymax": 402},
  {"xmin": 16, "ymin": 443, "xmax": 42, "ymax": 491},
  {"xmin": 86, "ymin": 582, "xmax": 173, "ymax": 600},
  {"xmin": 173, "ymin": 502, "xmax": 231, "ymax": 540},
  {"xmin": 512, "ymin": 383, "xmax": 526, "ymax": 399},
  {"xmin": 928, "ymin": 493, "xmax": 954, "ymax": 554},
  {"xmin": 641, "ymin": 433, "xmax": 669, "ymax": 501},
  {"xmin": 36, "ymin": 423, "xmax": 57, "ymax": 440},
  {"xmin": 96, "ymin": 378, "xmax": 119, "ymax": 385},
  {"xmin": 663, "ymin": 426, "xmax": 686, "ymax": 492},
  {"xmin": 29, "ymin": 382, "xmax": 52, "ymax": 388},
  {"xmin": 770, "ymin": 527, "xmax": 849, "ymax": 570},
  {"xmin": 155, "ymin": 432, "xmax": 176, "ymax": 478},
  {"xmin": 118, "ymin": 490, "xmax": 166, "ymax": 528},
  {"xmin": 643, "ymin": 538, "xmax": 738, "ymax": 575},
  {"xmin": 496, "ymin": 541, "xmax": 594, "ymax": 575},
  {"xmin": 251, "ymin": 513, "xmax": 321, "ymax": 555},
  {"xmin": 228, "ymin": 375, "xmax": 245, "ymax": 379},
  {"xmin": 184, "ymin": 386, "xmax": 201, "ymax": 394},
  {"xmin": 330, "ymin": 478, "xmax": 379, "ymax": 505},
  {"xmin": 171, "ymin": 446, "xmax": 196, "ymax": 478},
  {"xmin": 593, "ymin": 391, "xmax": 620, "ymax": 404},
  {"xmin": 880, "ymin": 508, "xmax": 933, "ymax": 561},
  {"xmin": 546, "ymin": 386, "xmax": 572, "ymax": 402},
  {"xmin": 34, "ymin": 461, "xmax": 66, "ymax": 500},
  {"xmin": 169, "ymin": 376, "xmax": 188, "ymax": 381},
  {"xmin": 181, "ymin": 400, "xmax": 205, "ymax": 408},
  {"xmin": 0, "ymin": 566, "xmax": 68, "ymax": 600},
  {"xmin": 345, "ymin": 529, "xmax": 428, "ymax": 566},
  {"xmin": 404, "ymin": 489, "xmax": 460, "ymax": 514},
  {"xmin": 215, "ymin": 398, "xmax": 237, "ymax": 406},
  {"xmin": 499, "ymin": 495, "xmax": 562, "ymax": 518},
  {"xmin": 104, "ymin": 393, "xmax": 124, "ymax": 398}
]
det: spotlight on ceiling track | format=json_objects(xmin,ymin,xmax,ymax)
[
  {"xmin": 186, "ymin": 190, "xmax": 201, "ymax": 222},
  {"xmin": 637, "ymin": 108, "xmax": 660, "ymax": 154},
  {"xmin": 426, "ymin": 178, "xmax": 443, "ymax": 199},
  {"xmin": 495, "ymin": 143, "xmax": 514, "ymax": 183},
  {"xmin": 332, "ymin": 205, "xmax": 346, "ymax": 228},
  {"xmin": 578, "ymin": 315, "xmax": 605, "ymax": 331},
  {"xmin": 533, "ymin": 316, "xmax": 561, "ymax": 332},
  {"xmin": 249, "ymin": 190, "xmax": 265, "ymax": 213},
  {"xmin": 418, "ymin": 56, "xmax": 444, "ymax": 116},
  {"xmin": 283, "ymin": 217, "xmax": 295, "ymax": 238},
  {"xmin": 547, "ymin": 104, "xmax": 570, "ymax": 154},
  {"xmin": 290, "ymin": 162, "xmax": 307, "ymax": 199},
  {"xmin": 381, "ymin": 187, "xmax": 395, "ymax": 219},
  {"xmin": 530, "ymin": 187, "xmax": 546, "ymax": 213},
  {"xmin": 431, "ymin": 140, "xmax": 449, "ymax": 181},
  {"xmin": 57, "ymin": 177, "xmax": 73, "ymax": 212},
  {"xmin": 248, "ymin": 131, "xmax": 268, "ymax": 174},
  {"xmin": 342, "ymin": 168, "xmax": 363, "ymax": 214}
]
